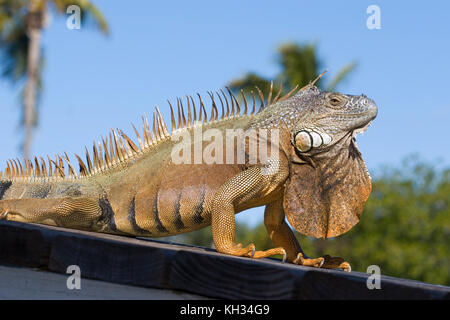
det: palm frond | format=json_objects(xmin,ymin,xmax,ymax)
[
  {"xmin": 51, "ymin": 0, "xmax": 109, "ymax": 34},
  {"xmin": 326, "ymin": 61, "xmax": 357, "ymax": 92}
]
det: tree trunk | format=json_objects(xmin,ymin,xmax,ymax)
[
  {"xmin": 23, "ymin": 1, "xmax": 44, "ymax": 160},
  {"xmin": 23, "ymin": 28, "xmax": 41, "ymax": 160}
]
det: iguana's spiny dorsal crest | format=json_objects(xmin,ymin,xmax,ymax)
[{"xmin": 0, "ymin": 83, "xmax": 297, "ymax": 183}]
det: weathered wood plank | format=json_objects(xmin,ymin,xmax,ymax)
[
  {"xmin": 0, "ymin": 220, "xmax": 449, "ymax": 299},
  {"xmin": 0, "ymin": 265, "xmax": 209, "ymax": 300}
]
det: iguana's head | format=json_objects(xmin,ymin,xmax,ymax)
[
  {"xmin": 286, "ymin": 86, "xmax": 378, "ymax": 154},
  {"xmin": 267, "ymin": 85, "xmax": 378, "ymax": 239}
]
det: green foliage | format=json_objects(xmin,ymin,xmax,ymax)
[
  {"xmin": 0, "ymin": 0, "xmax": 108, "ymax": 155},
  {"xmin": 228, "ymin": 42, "xmax": 356, "ymax": 97},
  {"xmin": 164, "ymin": 157, "xmax": 450, "ymax": 286}
]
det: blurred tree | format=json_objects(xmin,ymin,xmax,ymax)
[
  {"xmin": 228, "ymin": 43, "xmax": 357, "ymax": 97},
  {"xmin": 0, "ymin": 0, "xmax": 108, "ymax": 159},
  {"xmin": 162, "ymin": 157, "xmax": 450, "ymax": 286}
]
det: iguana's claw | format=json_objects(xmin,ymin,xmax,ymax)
[
  {"xmin": 0, "ymin": 210, "xmax": 7, "ymax": 220},
  {"xmin": 281, "ymin": 249, "xmax": 287, "ymax": 263},
  {"xmin": 293, "ymin": 253, "xmax": 324, "ymax": 268}
]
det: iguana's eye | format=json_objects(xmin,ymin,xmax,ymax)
[
  {"xmin": 327, "ymin": 93, "xmax": 346, "ymax": 108},
  {"xmin": 330, "ymin": 98, "xmax": 340, "ymax": 105}
]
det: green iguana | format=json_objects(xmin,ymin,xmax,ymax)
[{"xmin": 0, "ymin": 75, "xmax": 377, "ymax": 272}]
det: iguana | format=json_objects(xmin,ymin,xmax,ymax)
[{"xmin": 0, "ymin": 75, "xmax": 377, "ymax": 272}]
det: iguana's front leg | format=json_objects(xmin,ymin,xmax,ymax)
[
  {"xmin": 211, "ymin": 159, "xmax": 288, "ymax": 260},
  {"xmin": 264, "ymin": 198, "xmax": 351, "ymax": 272}
]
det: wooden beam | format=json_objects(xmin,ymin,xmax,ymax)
[{"xmin": 0, "ymin": 220, "xmax": 448, "ymax": 299}]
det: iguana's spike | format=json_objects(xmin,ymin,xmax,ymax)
[
  {"xmin": 207, "ymin": 92, "xmax": 217, "ymax": 121},
  {"xmin": 10, "ymin": 159, "xmax": 17, "ymax": 178},
  {"xmin": 168, "ymin": 100, "xmax": 177, "ymax": 131},
  {"xmin": 255, "ymin": 86, "xmax": 265, "ymax": 112},
  {"xmin": 17, "ymin": 158, "xmax": 24, "ymax": 178},
  {"xmin": 10, "ymin": 159, "xmax": 17, "ymax": 179},
  {"xmin": 92, "ymin": 142, "xmax": 99, "ymax": 169},
  {"xmin": 34, "ymin": 157, "xmax": 41, "ymax": 177},
  {"xmin": 97, "ymin": 142, "xmax": 104, "ymax": 169},
  {"xmin": 309, "ymin": 70, "xmax": 327, "ymax": 88},
  {"xmin": 118, "ymin": 133, "xmax": 127, "ymax": 160},
  {"xmin": 25, "ymin": 158, "xmax": 30, "ymax": 177},
  {"xmin": 155, "ymin": 106, "xmax": 169, "ymax": 137},
  {"xmin": 190, "ymin": 96, "xmax": 197, "ymax": 123},
  {"xmin": 58, "ymin": 155, "xmax": 65, "ymax": 173},
  {"xmin": 213, "ymin": 92, "xmax": 219, "ymax": 120},
  {"xmin": 5, "ymin": 161, "xmax": 11, "ymax": 179},
  {"xmin": 176, "ymin": 99, "xmax": 182, "ymax": 129},
  {"xmin": 101, "ymin": 136, "xmax": 111, "ymax": 167},
  {"xmin": 52, "ymin": 158, "xmax": 65, "ymax": 178},
  {"xmin": 47, "ymin": 155, "xmax": 53, "ymax": 178},
  {"xmin": 197, "ymin": 93, "xmax": 207, "ymax": 123},
  {"xmin": 120, "ymin": 130, "xmax": 139, "ymax": 153},
  {"xmin": 250, "ymin": 90, "xmax": 256, "ymax": 114},
  {"xmin": 272, "ymin": 83, "xmax": 283, "ymax": 104},
  {"xmin": 152, "ymin": 112, "xmax": 159, "ymax": 141},
  {"xmin": 266, "ymin": 81, "xmax": 274, "ymax": 107},
  {"xmin": 227, "ymin": 87, "xmax": 239, "ymax": 116},
  {"xmin": 54, "ymin": 156, "xmax": 60, "ymax": 177},
  {"xmin": 112, "ymin": 130, "xmax": 124, "ymax": 162},
  {"xmin": 17, "ymin": 159, "xmax": 23, "ymax": 178},
  {"xmin": 240, "ymin": 90, "xmax": 248, "ymax": 115},
  {"xmin": 11, "ymin": 159, "xmax": 18, "ymax": 179},
  {"xmin": 142, "ymin": 115, "xmax": 151, "ymax": 147},
  {"xmin": 131, "ymin": 122, "xmax": 144, "ymax": 151},
  {"xmin": 278, "ymin": 84, "xmax": 299, "ymax": 102},
  {"xmin": 85, "ymin": 147, "xmax": 93, "ymax": 173},
  {"xmin": 40, "ymin": 157, "xmax": 47, "ymax": 177},
  {"xmin": 179, "ymin": 98, "xmax": 187, "ymax": 128},
  {"xmin": 109, "ymin": 132, "xmax": 116, "ymax": 162},
  {"xmin": 63, "ymin": 152, "xmax": 74, "ymax": 177},
  {"xmin": 25, "ymin": 159, "xmax": 31, "ymax": 177},
  {"xmin": 116, "ymin": 130, "xmax": 126, "ymax": 161},
  {"xmin": 52, "ymin": 156, "xmax": 63, "ymax": 178},
  {"xmin": 215, "ymin": 91, "xmax": 225, "ymax": 120},
  {"xmin": 118, "ymin": 132, "xmax": 131, "ymax": 158},
  {"xmin": 75, "ymin": 154, "xmax": 88, "ymax": 176},
  {"xmin": 186, "ymin": 96, "xmax": 192, "ymax": 126},
  {"xmin": 220, "ymin": 89, "xmax": 230, "ymax": 118}
]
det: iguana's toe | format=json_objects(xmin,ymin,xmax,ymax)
[
  {"xmin": 248, "ymin": 247, "xmax": 286, "ymax": 261},
  {"xmin": 0, "ymin": 210, "xmax": 8, "ymax": 220},
  {"xmin": 219, "ymin": 243, "xmax": 255, "ymax": 258},
  {"xmin": 293, "ymin": 253, "xmax": 324, "ymax": 268},
  {"xmin": 321, "ymin": 255, "xmax": 351, "ymax": 272}
]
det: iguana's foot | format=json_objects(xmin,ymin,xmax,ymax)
[
  {"xmin": 321, "ymin": 254, "xmax": 351, "ymax": 272},
  {"xmin": 220, "ymin": 243, "xmax": 286, "ymax": 261},
  {"xmin": 0, "ymin": 210, "xmax": 7, "ymax": 220},
  {"xmin": 293, "ymin": 253, "xmax": 351, "ymax": 272},
  {"xmin": 293, "ymin": 253, "xmax": 325, "ymax": 268},
  {"xmin": 247, "ymin": 246, "xmax": 287, "ymax": 262}
]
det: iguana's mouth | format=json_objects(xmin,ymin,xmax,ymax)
[{"xmin": 352, "ymin": 121, "xmax": 372, "ymax": 137}]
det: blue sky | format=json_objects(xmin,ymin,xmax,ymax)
[{"xmin": 0, "ymin": 1, "xmax": 449, "ymax": 225}]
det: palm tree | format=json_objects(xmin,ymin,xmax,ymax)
[
  {"xmin": 0, "ymin": 0, "xmax": 108, "ymax": 159},
  {"xmin": 229, "ymin": 42, "xmax": 356, "ymax": 98}
]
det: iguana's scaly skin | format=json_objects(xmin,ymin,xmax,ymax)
[{"xmin": 0, "ymin": 79, "xmax": 378, "ymax": 272}]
